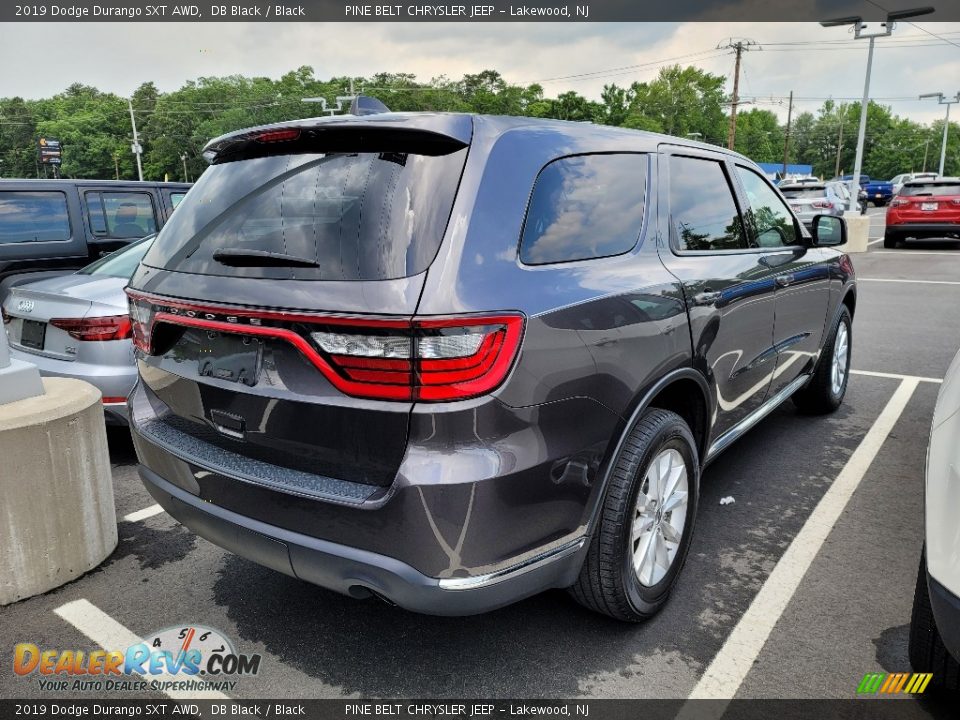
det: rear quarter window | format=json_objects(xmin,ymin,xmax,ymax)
[
  {"xmin": 143, "ymin": 149, "xmax": 468, "ymax": 281},
  {"xmin": 519, "ymin": 153, "xmax": 646, "ymax": 265}
]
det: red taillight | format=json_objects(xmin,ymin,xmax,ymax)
[
  {"xmin": 811, "ymin": 200, "xmax": 834, "ymax": 209},
  {"xmin": 50, "ymin": 315, "xmax": 132, "ymax": 342},
  {"xmin": 890, "ymin": 198, "xmax": 911, "ymax": 208},
  {"xmin": 254, "ymin": 128, "xmax": 300, "ymax": 143},
  {"xmin": 124, "ymin": 291, "xmax": 524, "ymax": 402}
]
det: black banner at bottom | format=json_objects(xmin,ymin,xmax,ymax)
[{"xmin": 0, "ymin": 699, "xmax": 954, "ymax": 720}]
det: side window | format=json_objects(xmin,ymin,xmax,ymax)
[
  {"xmin": 86, "ymin": 191, "xmax": 158, "ymax": 239},
  {"xmin": 170, "ymin": 192, "xmax": 186, "ymax": 210},
  {"xmin": 0, "ymin": 191, "xmax": 71, "ymax": 244},
  {"xmin": 519, "ymin": 154, "xmax": 646, "ymax": 265},
  {"xmin": 669, "ymin": 156, "xmax": 746, "ymax": 251},
  {"xmin": 734, "ymin": 167, "xmax": 799, "ymax": 248}
]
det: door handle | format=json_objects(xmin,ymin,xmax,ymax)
[
  {"xmin": 775, "ymin": 274, "xmax": 795, "ymax": 287},
  {"xmin": 693, "ymin": 290, "xmax": 723, "ymax": 306}
]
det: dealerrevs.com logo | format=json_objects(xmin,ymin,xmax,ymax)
[{"xmin": 14, "ymin": 625, "xmax": 261, "ymax": 694}]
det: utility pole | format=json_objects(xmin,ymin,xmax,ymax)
[
  {"xmin": 113, "ymin": 153, "xmax": 120, "ymax": 180},
  {"xmin": 127, "ymin": 98, "xmax": 144, "ymax": 182},
  {"xmin": 180, "ymin": 152, "xmax": 189, "ymax": 183},
  {"xmin": 720, "ymin": 39, "xmax": 757, "ymax": 150},
  {"xmin": 781, "ymin": 90, "xmax": 794, "ymax": 177},
  {"xmin": 834, "ymin": 104, "xmax": 847, "ymax": 178}
]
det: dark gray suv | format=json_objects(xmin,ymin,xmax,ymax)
[{"xmin": 126, "ymin": 113, "xmax": 855, "ymax": 621}]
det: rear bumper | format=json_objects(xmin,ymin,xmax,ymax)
[
  {"xmin": 8, "ymin": 345, "xmax": 135, "ymax": 422},
  {"xmin": 928, "ymin": 571, "xmax": 960, "ymax": 663},
  {"xmin": 140, "ymin": 464, "xmax": 586, "ymax": 615},
  {"xmin": 885, "ymin": 223, "xmax": 960, "ymax": 239}
]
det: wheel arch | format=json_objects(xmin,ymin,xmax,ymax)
[{"xmin": 582, "ymin": 367, "xmax": 711, "ymax": 537}]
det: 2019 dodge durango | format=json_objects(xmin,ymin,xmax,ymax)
[{"xmin": 126, "ymin": 112, "xmax": 856, "ymax": 620}]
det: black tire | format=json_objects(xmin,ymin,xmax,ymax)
[
  {"xmin": 792, "ymin": 305, "xmax": 852, "ymax": 414},
  {"xmin": 884, "ymin": 233, "xmax": 898, "ymax": 249},
  {"xmin": 909, "ymin": 551, "xmax": 960, "ymax": 692},
  {"xmin": 569, "ymin": 408, "xmax": 699, "ymax": 622}
]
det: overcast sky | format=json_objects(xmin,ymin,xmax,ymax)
[{"xmin": 2, "ymin": 21, "xmax": 959, "ymax": 126}]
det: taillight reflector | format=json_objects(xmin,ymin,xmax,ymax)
[{"xmin": 50, "ymin": 315, "xmax": 133, "ymax": 342}]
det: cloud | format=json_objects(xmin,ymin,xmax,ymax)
[{"xmin": 1, "ymin": 20, "xmax": 958, "ymax": 127}]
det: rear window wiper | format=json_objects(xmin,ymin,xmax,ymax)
[{"xmin": 212, "ymin": 248, "xmax": 320, "ymax": 268}]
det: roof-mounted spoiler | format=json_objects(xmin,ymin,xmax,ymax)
[{"xmin": 202, "ymin": 111, "xmax": 472, "ymax": 165}]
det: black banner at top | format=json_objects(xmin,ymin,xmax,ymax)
[{"xmin": 2, "ymin": 0, "xmax": 960, "ymax": 23}]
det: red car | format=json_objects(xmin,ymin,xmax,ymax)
[{"xmin": 884, "ymin": 178, "xmax": 960, "ymax": 248}]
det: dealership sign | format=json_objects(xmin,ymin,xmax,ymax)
[{"xmin": 37, "ymin": 137, "xmax": 62, "ymax": 166}]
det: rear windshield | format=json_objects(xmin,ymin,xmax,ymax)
[
  {"xmin": 781, "ymin": 187, "xmax": 826, "ymax": 199},
  {"xmin": 79, "ymin": 235, "xmax": 154, "ymax": 278},
  {"xmin": 900, "ymin": 183, "xmax": 960, "ymax": 197},
  {"xmin": 142, "ymin": 149, "xmax": 468, "ymax": 281}
]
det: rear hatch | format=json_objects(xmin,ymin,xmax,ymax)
[
  {"xmin": 129, "ymin": 115, "xmax": 475, "ymax": 489},
  {"xmin": 892, "ymin": 180, "xmax": 960, "ymax": 223},
  {"xmin": 4, "ymin": 275, "xmax": 128, "ymax": 361}
]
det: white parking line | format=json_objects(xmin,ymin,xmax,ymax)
[
  {"xmin": 685, "ymin": 378, "xmax": 919, "ymax": 702},
  {"xmin": 867, "ymin": 238, "xmax": 884, "ymax": 245},
  {"xmin": 858, "ymin": 277, "xmax": 960, "ymax": 286},
  {"xmin": 873, "ymin": 250, "xmax": 960, "ymax": 256},
  {"xmin": 851, "ymin": 368, "xmax": 942, "ymax": 384},
  {"xmin": 54, "ymin": 599, "xmax": 229, "ymax": 700},
  {"xmin": 122, "ymin": 504, "xmax": 164, "ymax": 523}
]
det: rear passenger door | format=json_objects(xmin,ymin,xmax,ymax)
[
  {"xmin": 656, "ymin": 149, "xmax": 783, "ymax": 444},
  {"xmin": 730, "ymin": 164, "xmax": 831, "ymax": 399},
  {"xmin": 82, "ymin": 189, "xmax": 159, "ymax": 250}
]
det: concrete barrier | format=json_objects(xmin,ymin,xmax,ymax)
[
  {"xmin": 840, "ymin": 214, "xmax": 871, "ymax": 253},
  {"xmin": 0, "ymin": 377, "xmax": 116, "ymax": 605}
]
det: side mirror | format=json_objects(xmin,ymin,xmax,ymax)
[{"xmin": 811, "ymin": 214, "xmax": 847, "ymax": 247}]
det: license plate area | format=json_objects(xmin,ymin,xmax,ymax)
[
  {"xmin": 20, "ymin": 319, "xmax": 46, "ymax": 350},
  {"xmin": 198, "ymin": 332, "xmax": 262, "ymax": 386},
  {"xmin": 921, "ymin": 202, "xmax": 938, "ymax": 211}
]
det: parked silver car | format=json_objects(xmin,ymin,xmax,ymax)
[
  {"xmin": 780, "ymin": 181, "xmax": 847, "ymax": 228},
  {"xmin": 1, "ymin": 235, "xmax": 153, "ymax": 423}
]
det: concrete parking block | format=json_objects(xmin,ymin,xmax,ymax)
[{"xmin": 0, "ymin": 377, "xmax": 116, "ymax": 605}]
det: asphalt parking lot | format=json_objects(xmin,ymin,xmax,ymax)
[{"xmin": 2, "ymin": 207, "xmax": 959, "ymax": 707}]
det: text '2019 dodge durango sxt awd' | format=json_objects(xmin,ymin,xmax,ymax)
[{"xmin": 127, "ymin": 112, "xmax": 855, "ymax": 621}]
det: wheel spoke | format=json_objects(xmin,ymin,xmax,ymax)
[
  {"xmin": 661, "ymin": 520, "xmax": 682, "ymax": 545},
  {"xmin": 632, "ymin": 515, "xmax": 654, "ymax": 543},
  {"xmin": 654, "ymin": 530, "xmax": 670, "ymax": 570},
  {"xmin": 662, "ymin": 490, "xmax": 688, "ymax": 513}
]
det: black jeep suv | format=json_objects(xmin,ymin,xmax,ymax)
[{"xmin": 127, "ymin": 113, "xmax": 855, "ymax": 620}]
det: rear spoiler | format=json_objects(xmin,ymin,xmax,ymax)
[{"xmin": 202, "ymin": 111, "xmax": 472, "ymax": 165}]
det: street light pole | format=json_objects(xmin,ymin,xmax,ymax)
[
  {"xmin": 920, "ymin": 92, "xmax": 959, "ymax": 176},
  {"xmin": 821, "ymin": 6, "xmax": 934, "ymax": 213},
  {"xmin": 849, "ymin": 34, "xmax": 874, "ymax": 213}
]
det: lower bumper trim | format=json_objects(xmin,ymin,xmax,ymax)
[{"xmin": 139, "ymin": 465, "xmax": 586, "ymax": 616}]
